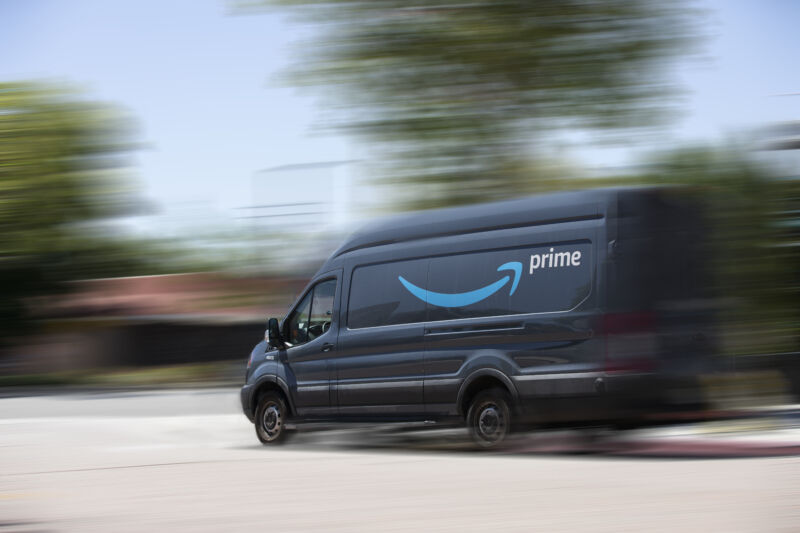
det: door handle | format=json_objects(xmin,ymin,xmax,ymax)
[{"xmin": 321, "ymin": 342, "xmax": 334, "ymax": 353}]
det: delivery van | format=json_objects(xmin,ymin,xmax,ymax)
[{"xmin": 241, "ymin": 187, "xmax": 715, "ymax": 447}]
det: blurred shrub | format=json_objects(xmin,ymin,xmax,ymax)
[{"xmin": 0, "ymin": 82, "xmax": 143, "ymax": 340}]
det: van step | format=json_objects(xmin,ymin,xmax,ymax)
[{"xmin": 284, "ymin": 420, "xmax": 441, "ymax": 432}]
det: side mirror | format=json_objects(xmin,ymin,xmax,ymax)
[{"xmin": 266, "ymin": 317, "xmax": 285, "ymax": 349}]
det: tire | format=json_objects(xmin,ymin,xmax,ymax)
[
  {"xmin": 254, "ymin": 391, "xmax": 289, "ymax": 445},
  {"xmin": 466, "ymin": 388, "xmax": 512, "ymax": 448}
]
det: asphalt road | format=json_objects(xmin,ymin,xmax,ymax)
[{"xmin": 1, "ymin": 388, "xmax": 798, "ymax": 532}]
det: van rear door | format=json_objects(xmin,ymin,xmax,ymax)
[{"xmin": 607, "ymin": 190, "xmax": 716, "ymax": 379}]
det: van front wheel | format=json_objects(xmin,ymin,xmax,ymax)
[
  {"xmin": 467, "ymin": 388, "xmax": 511, "ymax": 448},
  {"xmin": 255, "ymin": 391, "xmax": 288, "ymax": 445}
]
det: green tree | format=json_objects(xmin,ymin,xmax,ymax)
[
  {"xmin": 263, "ymin": 0, "xmax": 697, "ymax": 209},
  {"xmin": 0, "ymin": 82, "xmax": 142, "ymax": 339}
]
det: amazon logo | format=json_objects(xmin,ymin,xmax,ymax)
[
  {"xmin": 397, "ymin": 247, "xmax": 584, "ymax": 309},
  {"xmin": 398, "ymin": 262, "xmax": 522, "ymax": 308}
]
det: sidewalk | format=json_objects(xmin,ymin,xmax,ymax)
[
  {"xmin": 501, "ymin": 404, "xmax": 800, "ymax": 457},
  {"xmin": 612, "ymin": 404, "xmax": 800, "ymax": 457}
]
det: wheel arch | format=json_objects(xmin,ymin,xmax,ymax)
[
  {"xmin": 456, "ymin": 369, "xmax": 518, "ymax": 417},
  {"xmin": 251, "ymin": 376, "xmax": 293, "ymax": 417}
]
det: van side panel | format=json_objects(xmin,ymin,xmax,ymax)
[
  {"xmin": 335, "ymin": 325, "xmax": 426, "ymax": 415},
  {"xmin": 333, "ymin": 254, "xmax": 427, "ymax": 417},
  {"xmin": 414, "ymin": 218, "xmax": 607, "ymax": 421},
  {"xmin": 424, "ymin": 312, "xmax": 599, "ymax": 418}
]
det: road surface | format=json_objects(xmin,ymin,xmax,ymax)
[{"xmin": 0, "ymin": 388, "xmax": 798, "ymax": 532}]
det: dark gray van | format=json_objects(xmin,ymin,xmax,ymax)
[{"xmin": 241, "ymin": 187, "xmax": 714, "ymax": 447}]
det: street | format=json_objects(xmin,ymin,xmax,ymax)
[{"xmin": 1, "ymin": 388, "xmax": 798, "ymax": 532}]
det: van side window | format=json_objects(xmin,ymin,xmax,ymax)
[
  {"xmin": 286, "ymin": 278, "xmax": 338, "ymax": 346},
  {"xmin": 308, "ymin": 279, "xmax": 336, "ymax": 341},
  {"xmin": 426, "ymin": 243, "xmax": 592, "ymax": 322},
  {"xmin": 348, "ymin": 258, "xmax": 428, "ymax": 329},
  {"xmin": 286, "ymin": 292, "xmax": 312, "ymax": 345},
  {"xmin": 347, "ymin": 242, "xmax": 592, "ymax": 329}
]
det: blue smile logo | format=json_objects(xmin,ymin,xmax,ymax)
[{"xmin": 398, "ymin": 262, "xmax": 522, "ymax": 308}]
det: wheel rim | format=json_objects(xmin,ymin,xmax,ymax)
[
  {"xmin": 260, "ymin": 402, "xmax": 283, "ymax": 440},
  {"xmin": 476, "ymin": 401, "xmax": 506, "ymax": 443}
]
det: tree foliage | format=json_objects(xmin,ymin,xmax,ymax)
[
  {"xmin": 0, "ymin": 82, "xmax": 143, "ymax": 339},
  {"xmin": 268, "ymin": 0, "xmax": 697, "ymax": 209}
]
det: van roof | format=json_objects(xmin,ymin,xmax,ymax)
[{"xmin": 329, "ymin": 187, "xmax": 652, "ymax": 262}]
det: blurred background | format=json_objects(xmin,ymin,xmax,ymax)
[
  {"xmin": 1, "ymin": 0, "xmax": 798, "ymax": 396},
  {"xmin": 2, "ymin": 1, "xmax": 800, "ymax": 531}
]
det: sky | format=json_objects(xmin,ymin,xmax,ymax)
[
  {"xmin": 1, "ymin": 0, "xmax": 799, "ymax": 224},
  {"xmin": 675, "ymin": 0, "xmax": 800, "ymax": 140},
  {"xmin": 0, "ymin": 0, "xmax": 350, "ymax": 220}
]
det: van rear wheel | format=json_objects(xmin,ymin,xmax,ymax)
[
  {"xmin": 255, "ymin": 391, "xmax": 289, "ymax": 445},
  {"xmin": 467, "ymin": 388, "xmax": 511, "ymax": 448}
]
